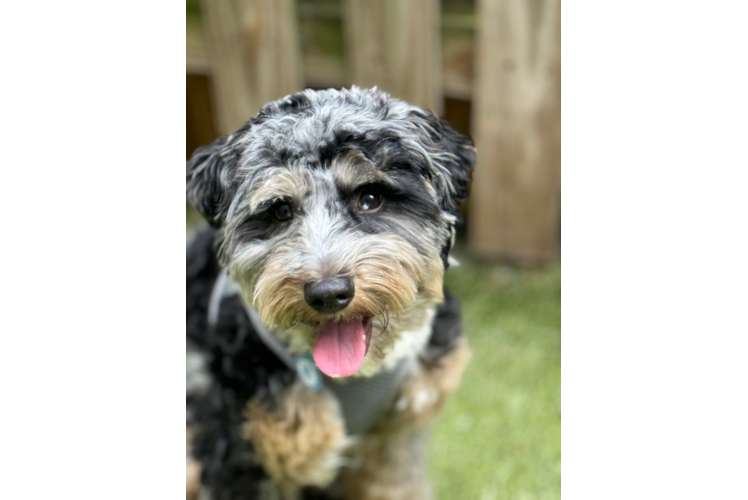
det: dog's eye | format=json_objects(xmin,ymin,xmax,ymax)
[
  {"xmin": 272, "ymin": 202, "xmax": 294, "ymax": 221},
  {"xmin": 358, "ymin": 192, "xmax": 383, "ymax": 212}
]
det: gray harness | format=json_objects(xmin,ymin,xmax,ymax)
[{"xmin": 207, "ymin": 269, "xmax": 411, "ymax": 435}]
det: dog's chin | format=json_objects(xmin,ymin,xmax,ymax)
[{"xmin": 311, "ymin": 316, "xmax": 373, "ymax": 378}]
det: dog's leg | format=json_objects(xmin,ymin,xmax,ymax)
[
  {"xmin": 243, "ymin": 382, "xmax": 347, "ymax": 498},
  {"xmin": 339, "ymin": 425, "xmax": 433, "ymax": 500},
  {"xmin": 394, "ymin": 335, "xmax": 472, "ymax": 427}
]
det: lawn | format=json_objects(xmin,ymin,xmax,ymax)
[
  {"xmin": 560, "ymin": 263, "xmax": 577, "ymax": 500},
  {"xmin": 431, "ymin": 254, "xmax": 561, "ymax": 500}
]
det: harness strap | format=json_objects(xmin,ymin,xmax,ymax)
[{"xmin": 327, "ymin": 356, "xmax": 412, "ymax": 435}]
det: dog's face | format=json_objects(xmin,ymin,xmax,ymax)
[{"xmin": 187, "ymin": 88, "xmax": 474, "ymax": 378}]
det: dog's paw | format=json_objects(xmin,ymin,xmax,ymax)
[
  {"xmin": 393, "ymin": 366, "xmax": 444, "ymax": 427},
  {"xmin": 392, "ymin": 336, "xmax": 472, "ymax": 427},
  {"xmin": 243, "ymin": 383, "xmax": 348, "ymax": 489}
]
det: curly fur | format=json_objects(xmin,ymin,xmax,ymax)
[{"xmin": 186, "ymin": 87, "xmax": 475, "ymax": 499}]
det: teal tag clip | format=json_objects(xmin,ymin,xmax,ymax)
[{"xmin": 294, "ymin": 354, "xmax": 323, "ymax": 392}]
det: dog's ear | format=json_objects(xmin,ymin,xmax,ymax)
[
  {"xmin": 187, "ymin": 122, "xmax": 251, "ymax": 227},
  {"xmin": 408, "ymin": 110, "xmax": 476, "ymax": 219}
]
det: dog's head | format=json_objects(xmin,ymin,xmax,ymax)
[{"xmin": 187, "ymin": 87, "xmax": 474, "ymax": 377}]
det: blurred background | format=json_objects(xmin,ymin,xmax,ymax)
[{"xmin": 186, "ymin": 0, "xmax": 559, "ymax": 497}]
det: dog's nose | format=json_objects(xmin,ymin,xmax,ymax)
[{"xmin": 304, "ymin": 277, "xmax": 354, "ymax": 314}]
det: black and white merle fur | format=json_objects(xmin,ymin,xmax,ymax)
[{"xmin": 187, "ymin": 87, "xmax": 474, "ymax": 499}]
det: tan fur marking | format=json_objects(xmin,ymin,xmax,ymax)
[
  {"xmin": 331, "ymin": 151, "xmax": 387, "ymax": 190},
  {"xmin": 186, "ymin": 425, "xmax": 201, "ymax": 500},
  {"xmin": 248, "ymin": 168, "xmax": 310, "ymax": 212},
  {"xmin": 243, "ymin": 384, "xmax": 347, "ymax": 490}
]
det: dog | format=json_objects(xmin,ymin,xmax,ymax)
[{"xmin": 186, "ymin": 87, "xmax": 475, "ymax": 500}]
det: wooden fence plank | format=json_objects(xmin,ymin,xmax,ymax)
[
  {"xmin": 186, "ymin": 13, "xmax": 210, "ymax": 75},
  {"xmin": 200, "ymin": 0, "xmax": 303, "ymax": 134},
  {"xmin": 469, "ymin": 0, "xmax": 561, "ymax": 265},
  {"xmin": 343, "ymin": 0, "xmax": 443, "ymax": 115}
]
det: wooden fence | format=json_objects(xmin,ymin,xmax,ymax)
[{"xmin": 186, "ymin": 0, "xmax": 560, "ymax": 265}]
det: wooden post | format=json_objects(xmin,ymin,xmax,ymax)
[
  {"xmin": 469, "ymin": 0, "xmax": 561, "ymax": 265},
  {"xmin": 199, "ymin": 0, "xmax": 303, "ymax": 134},
  {"xmin": 343, "ymin": 0, "xmax": 443, "ymax": 115}
]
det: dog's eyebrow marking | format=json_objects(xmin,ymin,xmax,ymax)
[
  {"xmin": 248, "ymin": 168, "xmax": 309, "ymax": 212},
  {"xmin": 332, "ymin": 152, "xmax": 389, "ymax": 192}
]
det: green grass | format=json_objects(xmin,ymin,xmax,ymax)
[
  {"xmin": 560, "ymin": 263, "xmax": 577, "ymax": 500},
  {"xmin": 431, "ymin": 256, "xmax": 561, "ymax": 500},
  {"xmin": 187, "ymin": 202, "xmax": 202, "ymax": 230}
]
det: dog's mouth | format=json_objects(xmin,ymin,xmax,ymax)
[{"xmin": 312, "ymin": 316, "xmax": 373, "ymax": 378}]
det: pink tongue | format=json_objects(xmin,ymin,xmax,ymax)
[{"xmin": 312, "ymin": 319, "xmax": 367, "ymax": 378}]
